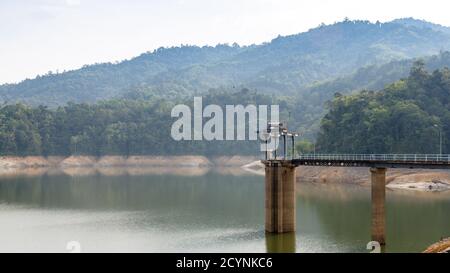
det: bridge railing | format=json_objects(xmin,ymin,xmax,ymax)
[{"xmin": 295, "ymin": 154, "xmax": 450, "ymax": 163}]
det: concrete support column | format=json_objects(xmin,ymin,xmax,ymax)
[
  {"xmin": 370, "ymin": 167, "xmax": 386, "ymax": 245},
  {"xmin": 265, "ymin": 161, "xmax": 296, "ymax": 233}
]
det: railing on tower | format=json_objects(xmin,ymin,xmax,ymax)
[{"xmin": 258, "ymin": 122, "xmax": 299, "ymax": 160}]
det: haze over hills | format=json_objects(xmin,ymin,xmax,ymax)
[
  {"xmin": 303, "ymin": 50, "xmax": 450, "ymax": 106},
  {"xmin": 2, "ymin": 18, "xmax": 450, "ymax": 107},
  {"xmin": 290, "ymin": 51, "xmax": 450, "ymax": 138}
]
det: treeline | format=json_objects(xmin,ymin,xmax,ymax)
[
  {"xmin": 316, "ymin": 62, "xmax": 450, "ymax": 154},
  {"xmin": 0, "ymin": 89, "xmax": 294, "ymax": 156}
]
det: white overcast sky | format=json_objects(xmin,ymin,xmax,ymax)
[{"xmin": 1, "ymin": 0, "xmax": 450, "ymax": 84}]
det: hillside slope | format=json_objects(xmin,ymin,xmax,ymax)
[
  {"xmin": 2, "ymin": 19, "xmax": 450, "ymax": 106},
  {"xmin": 316, "ymin": 62, "xmax": 450, "ymax": 153}
]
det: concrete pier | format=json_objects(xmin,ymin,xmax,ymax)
[
  {"xmin": 370, "ymin": 167, "xmax": 386, "ymax": 245},
  {"xmin": 261, "ymin": 152, "xmax": 450, "ymax": 246},
  {"xmin": 264, "ymin": 161, "xmax": 296, "ymax": 233}
]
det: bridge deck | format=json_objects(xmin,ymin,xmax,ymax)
[{"xmin": 288, "ymin": 154, "xmax": 450, "ymax": 169}]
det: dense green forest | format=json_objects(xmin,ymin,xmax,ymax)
[
  {"xmin": 316, "ymin": 62, "xmax": 450, "ymax": 154},
  {"xmin": 0, "ymin": 89, "xmax": 296, "ymax": 156},
  {"xmin": 2, "ymin": 18, "xmax": 450, "ymax": 107}
]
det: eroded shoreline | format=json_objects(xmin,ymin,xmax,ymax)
[
  {"xmin": 1, "ymin": 156, "xmax": 450, "ymax": 192},
  {"xmin": 0, "ymin": 155, "xmax": 259, "ymax": 177},
  {"xmin": 243, "ymin": 161, "xmax": 450, "ymax": 192},
  {"xmin": 0, "ymin": 155, "xmax": 265, "ymax": 168}
]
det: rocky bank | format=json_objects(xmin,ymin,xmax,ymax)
[{"xmin": 242, "ymin": 161, "xmax": 450, "ymax": 192}]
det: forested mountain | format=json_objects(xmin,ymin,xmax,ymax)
[
  {"xmin": 316, "ymin": 62, "xmax": 450, "ymax": 154},
  {"xmin": 2, "ymin": 62, "xmax": 450, "ymax": 156},
  {"xmin": 392, "ymin": 18, "xmax": 450, "ymax": 35},
  {"xmin": 305, "ymin": 51, "xmax": 450, "ymax": 98},
  {"xmin": 290, "ymin": 51, "xmax": 450, "ymax": 137},
  {"xmin": 0, "ymin": 45, "xmax": 248, "ymax": 107},
  {"xmin": 2, "ymin": 18, "xmax": 450, "ymax": 107}
]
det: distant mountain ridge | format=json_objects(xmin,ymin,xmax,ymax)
[
  {"xmin": 289, "ymin": 51, "xmax": 450, "ymax": 138},
  {"xmin": 305, "ymin": 51, "xmax": 450, "ymax": 99},
  {"xmin": 392, "ymin": 17, "xmax": 450, "ymax": 34},
  {"xmin": 2, "ymin": 18, "xmax": 450, "ymax": 106}
]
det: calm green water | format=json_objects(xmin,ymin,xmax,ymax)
[{"xmin": 0, "ymin": 169, "xmax": 449, "ymax": 253}]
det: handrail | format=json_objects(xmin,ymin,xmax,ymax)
[{"xmin": 294, "ymin": 154, "xmax": 450, "ymax": 163}]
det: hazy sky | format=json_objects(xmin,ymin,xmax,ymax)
[{"xmin": 1, "ymin": 0, "xmax": 450, "ymax": 84}]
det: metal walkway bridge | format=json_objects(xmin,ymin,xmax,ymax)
[{"xmin": 291, "ymin": 154, "xmax": 450, "ymax": 169}]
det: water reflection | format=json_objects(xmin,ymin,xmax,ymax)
[
  {"xmin": 0, "ymin": 168, "xmax": 449, "ymax": 252},
  {"xmin": 0, "ymin": 171, "xmax": 264, "ymax": 216},
  {"xmin": 0, "ymin": 166, "xmax": 257, "ymax": 178},
  {"xmin": 296, "ymin": 183, "xmax": 450, "ymax": 252},
  {"xmin": 265, "ymin": 232, "xmax": 296, "ymax": 253}
]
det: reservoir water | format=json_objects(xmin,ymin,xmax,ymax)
[{"xmin": 0, "ymin": 168, "xmax": 449, "ymax": 253}]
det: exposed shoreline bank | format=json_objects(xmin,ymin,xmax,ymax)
[
  {"xmin": 242, "ymin": 161, "xmax": 450, "ymax": 192},
  {"xmin": 2, "ymin": 156, "xmax": 450, "ymax": 192},
  {"xmin": 0, "ymin": 155, "xmax": 259, "ymax": 177},
  {"xmin": 0, "ymin": 155, "xmax": 259, "ymax": 169},
  {"xmin": 424, "ymin": 238, "xmax": 450, "ymax": 253}
]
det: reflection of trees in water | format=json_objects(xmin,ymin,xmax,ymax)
[
  {"xmin": 2, "ymin": 173, "xmax": 449, "ymax": 252},
  {"xmin": 296, "ymin": 183, "xmax": 450, "ymax": 252},
  {"xmin": 296, "ymin": 183, "xmax": 371, "ymax": 252},
  {"xmin": 265, "ymin": 232, "xmax": 296, "ymax": 253},
  {"xmin": 0, "ymin": 173, "xmax": 265, "ymax": 227},
  {"xmin": 381, "ymin": 197, "xmax": 450, "ymax": 252}
]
